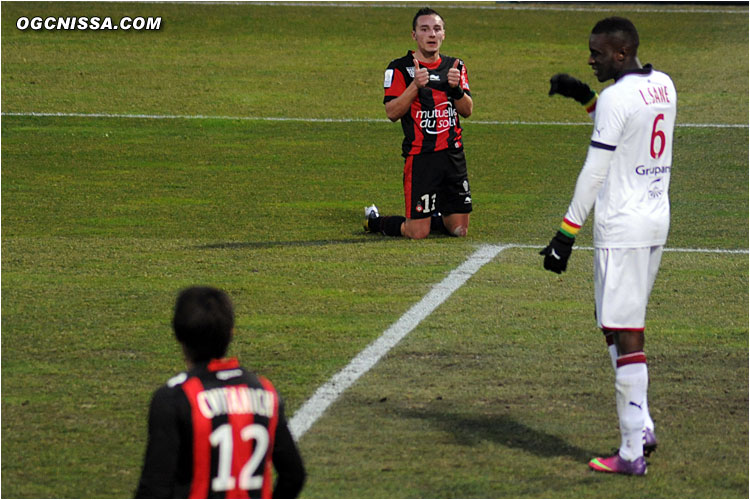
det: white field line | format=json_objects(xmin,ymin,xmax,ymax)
[
  {"xmin": 510, "ymin": 243, "xmax": 749, "ymax": 255},
  {"xmin": 289, "ymin": 241, "xmax": 745, "ymax": 439},
  {"xmin": 289, "ymin": 243, "xmax": 509, "ymax": 440},
  {"xmin": 147, "ymin": 2, "xmax": 748, "ymax": 15},
  {"xmin": 2, "ymin": 111, "xmax": 747, "ymax": 129}
]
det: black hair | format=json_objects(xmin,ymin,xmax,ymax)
[
  {"xmin": 592, "ymin": 17, "xmax": 639, "ymax": 54},
  {"xmin": 172, "ymin": 286, "xmax": 234, "ymax": 363},
  {"xmin": 412, "ymin": 7, "xmax": 443, "ymax": 30}
]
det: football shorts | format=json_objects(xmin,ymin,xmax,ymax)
[
  {"xmin": 403, "ymin": 149, "xmax": 472, "ymax": 219},
  {"xmin": 594, "ymin": 246, "xmax": 664, "ymax": 331}
]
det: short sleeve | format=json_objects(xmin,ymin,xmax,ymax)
[
  {"xmin": 384, "ymin": 62, "xmax": 407, "ymax": 102},
  {"xmin": 459, "ymin": 62, "xmax": 471, "ymax": 94}
]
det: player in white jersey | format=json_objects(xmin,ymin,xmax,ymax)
[{"xmin": 542, "ymin": 17, "xmax": 677, "ymax": 476}]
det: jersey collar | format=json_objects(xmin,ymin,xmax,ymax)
[
  {"xmin": 616, "ymin": 63, "xmax": 653, "ymax": 81},
  {"xmin": 409, "ymin": 50, "xmax": 442, "ymax": 69},
  {"xmin": 207, "ymin": 357, "xmax": 240, "ymax": 371}
]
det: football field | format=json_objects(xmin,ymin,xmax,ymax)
[{"xmin": 1, "ymin": 2, "xmax": 748, "ymax": 498}]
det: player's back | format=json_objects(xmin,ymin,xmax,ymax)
[
  {"xmin": 592, "ymin": 66, "xmax": 677, "ymax": 248},
  {"xmin": 170, "ymin": 358, "xmax": 280, "ymax": 499}
]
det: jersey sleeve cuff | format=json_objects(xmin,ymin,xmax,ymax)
[
  {"xmin": 582, "ymin": 93, "xmax": 598, "ymax": 114},
  {"xmin": 560, "ymin": 218, "xmax": 581, "ymax": 238}
]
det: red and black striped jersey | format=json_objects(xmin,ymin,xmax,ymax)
[
  {"xmin": 384, "ymin": 50, "xmax": 472, "ymax": 157},
  {"xmin": 136, "ymin": 358, "xmax": 305, "ymax": 499}
]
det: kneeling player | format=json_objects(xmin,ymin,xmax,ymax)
[{"xmin": 364, "ymin": 7, "xmax": 473, "ymax": 239}]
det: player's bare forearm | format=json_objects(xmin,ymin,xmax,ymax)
[
  {"xmin": 454, "ymin": 93, "xmax": 473, "ymax": 118},
  {"xmin": 385, "ymin": 83, "xmax": 418, "ymax": 122}
]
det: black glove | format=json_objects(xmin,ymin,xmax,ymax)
[
  {"xmin": 549, "ymin": 73, "xmax": 595, "ymax": 105},
  {"xmin": 540, "ymin": 231, "xmax": 575, "ymax": 274}
]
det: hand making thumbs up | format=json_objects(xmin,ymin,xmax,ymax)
[
  {"xmin": 447, "ymin": 58, "xmax": 461, "ymax": 88},
  {"xmin": 413, "ymin": 58, "xmax": 430, "ymax": 89}
]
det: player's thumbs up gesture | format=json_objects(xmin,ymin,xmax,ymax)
[
  {"xmin": 413, "ymin": 58, "xmax": 429, "ymax": 89},
  {"xmin": 447, "ymin": 58, "xmax": 461, "ymax": 87}
]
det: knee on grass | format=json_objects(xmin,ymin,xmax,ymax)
[{"xmin": 450, "ymin": 225, "xmax": 468, "ymax": 237}]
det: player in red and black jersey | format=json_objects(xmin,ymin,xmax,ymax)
[
  {"xmin": 365, "ymin": 7, "xmax": 474, "ymax": 239},
  {"xmin": 136, "ymin": 287, "xmax": 305, "ymax": 499}
]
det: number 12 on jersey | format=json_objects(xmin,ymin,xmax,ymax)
[{"xmin": 209, "ymin": 423, "xmax": 269, "ymax": 492}]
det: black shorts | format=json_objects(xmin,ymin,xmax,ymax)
[{"xmin": 403, "ymin": 149, "xmax": 472, "ymax": 219}]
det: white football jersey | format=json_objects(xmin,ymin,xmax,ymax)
[{"xmin": 588, "ymin": 66, "xmax": 677, "ymax": 248}]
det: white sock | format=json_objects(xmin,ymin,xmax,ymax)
[
  {"xmin": 606, "ymin": 336, "xmax": 653, "ymax": 433},
  {"xmin": 642, "ymin": 382, "xmax": 655, "ymax": 433},
  {"xmin": 615, "ymin": 357, "xmax": 648, "ymax": 461},
  {"xmin": 617, "ymin": 351, "xmax": 655, "ymax": 433}
]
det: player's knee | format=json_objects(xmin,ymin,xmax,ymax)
[
  {"xmin": 451, "ymin": 225, "xmax": 468, "ymax": 237},
  {"xmin": 407, "ymin": 228, "xmax": 430, "ymax": 239},
  {"xmin": 445, "ymin": 222, "xmax": 468, "ymax": 237},
  {"xmin": 403, "ymin": 219, "xmax": 430, "ymax": 239}
]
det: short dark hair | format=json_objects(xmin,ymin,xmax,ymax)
[
  {"xmin": 172, "ymin": 286, "xmax": 234, "ymax": 363},
  {"xmin": 412, "ymin": 7, "xmax": 443, "ymax": 30},
  {"xmin": 592, "ymin": 17, "xmax": 639, "ymax": 53}
]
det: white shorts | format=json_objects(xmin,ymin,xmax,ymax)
[{"xmin": 594, "ymin": 246, "xmax": 664, "ymax": 331}]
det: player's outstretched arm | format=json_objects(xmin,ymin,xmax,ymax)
[
  {"xmin": 549, "ymin": 73, "xmax": 598, "ymax": 118},
  {"xmin": 549, "ymin": 73, "xmax": 595, "ymax": 103}
]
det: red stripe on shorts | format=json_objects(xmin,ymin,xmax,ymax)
[{"xmin": 404, "ymin": 155, "xmax": 414, "ymax": 218}]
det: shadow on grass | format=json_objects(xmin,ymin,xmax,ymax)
[
  {"xmin": 194, "ymin": 230, "xmax": 456, "ymax": 250},
  {"xmin": 397, "ymin": 407, "xmax": 596, "ymax": 462}
]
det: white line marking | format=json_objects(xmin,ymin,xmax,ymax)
[
  {"xmin": 289, "ymin": 241, "xmax": 745, "ymax": 438},
  {"xmin": 289, "ymin": 243, "xmax": 509, "ymax": 440},
  {"xmin": 3, "ymin": 111, "xmax": 746, "ymax": 129},
  {"xmin": 661, "ymin": 247, "xmax": 749, "ymax": 254},
  {"xmin": 289, "ymin": 240, "xmax": 746, "ymax": 439},
  {"xmin": 510, "ymin": 243, "xmax": 749, "ymax": 255},
  {"xmin": 472, "ymin": 120, "xmax": 749, "ymax": 129},
  {"xmin": 0, "ymin": 111, "xmax": 382, "ymax": 123}
]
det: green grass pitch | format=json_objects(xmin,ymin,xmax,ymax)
[{"xmin": 1, "ymin": 2, "xmax": 747, "ymax": 498}]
